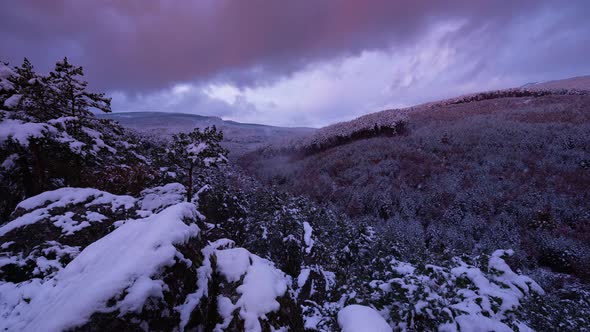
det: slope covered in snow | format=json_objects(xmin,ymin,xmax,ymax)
[{"xmin": 524, "ymin": 75, "xmax": 590, "ymax": 91}]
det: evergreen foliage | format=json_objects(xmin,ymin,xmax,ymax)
[{"xmin": 167, "ymin": 126, "xmax": 228, "ymax": 201}]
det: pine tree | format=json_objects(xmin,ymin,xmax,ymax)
[
  {"xmin": 49, "ymin": 57, "xmax": 111, "ymax": 127},
  {"xmin": 167, "ymin": 126, "xmax": 228, "ymax": 201},
  {"xmin": 11, "ymin": 58, "xmax": 57, "ymax": 121}
]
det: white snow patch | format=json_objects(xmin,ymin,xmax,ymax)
[
  {"xmin": 215, "ymin": 248, "xmax": 251, "ymax": 283},
  {"xmin": 213, "ymin": 246, "xmax": 288, "ymax": 332},
  {"xmin": 338, "ymin": 305, "xmax": 392, "ymax": 332},
  {"xmin": 1, "ymin": 153, "xmax": 19, "ymax": 170},
  {"xmin": 138, "ymin": 183, "xmax": 186, "ymax": 214},
  {"xmin": 85, "ymin": 211, "xmax": 107, "ymax": 222},
  {"xmin": 298, "ymin": 268, "xmax": 311, "ymax": 288},
  {"xmin": 3, "ymin": 94, "xmax": 21, "ymax": 108},
  {"xmin": 1, "ymin": 241, "xmax": 15, "ymax": 249},
  {"xmin": 50, "ymin": 212, "xmax": 90, "ymax": 235},
  {"xmin": 0, "ymin": 119, "xmax": 54, "ymax": 146},
  {"xmin": 302, "ymin": 222, "xmax": 314, "ymax": 254}
]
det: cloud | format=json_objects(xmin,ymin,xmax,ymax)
[{"xmin": 1, "ymin": 1, "xmax": 589, "ymax": 126}]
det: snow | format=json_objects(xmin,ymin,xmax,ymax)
[
  {"xmin": 187, "ymin": 142, "xmax": 209, "ymax": 157},
  {"xmin": 0, "ymin": 64, "xmax": 15, "ymax": 91},
  {"xmin": 441, "ymin": 315, "xmax": 513, "ymax": 332},
  {"xmin": 81, "ymin": 126, "xmax": 117, "ymax": 154},
  {"xmin": 116, "ymin": 276, "xmax": 167, "ymax": 313},
  {"xmin": 337, "ymin": 305, "xmax": 392, "ymax": 332},
  {"xmin": 368, "ymin": 249, "xmax": 544, "ymax": 331},
  {"xmin": 303, "ymin": 221, "xmax": 314, "ymax": 254},
  {"xmin": 47, "ymin": 116, "xmax": 79, "ymax": 128},
  {"xmin": 3, "ymin": 94, "xmax": 21, "ymax": 108},
  {"xmin": 16, "ymin": 187, "xmax": 134, "ymax": 211},
  {"xmin": 303, "ymin": 309, "xmax": 323, "ymax": 330},
  {"xmin": 215, "ymin": 248, "xmax": 251, "ymax": 282},
  {"xmin": 488, "ymin": 249, "xmax": 545, "ymax": 295},
  {"xmin": 85, "ymin": 211, "xmax": 107, "ymax": 222},
  {"xmin": 0, "ymin": 119, "xmax": 55, "ymax": 146},
  {"xmin": 236, "ymin": 254, "xmax": 288, "ymax": 332},
  {"xmin": 450, "ymin": 251, "xmax": 543, "ymax": 314},
  {"xmin": 292, "ymin": 105, "xmax": 408, "ymax": 151},
  {"xmin": 1, "ymin": 153, "xmax": 19, "ymax": 170},
  {"xmin": 213, "ymin": 246, "xmax": 289, "ymax": 332},
  {"xmin": 138, "ymin": 183, "xmax": 186, "ymax": 214},
  {"xmin": 298, "ymin": 268, "xmax": 311, "ymax": 288},
  {"xmin": 0, "ymin": 63, "xmax": 15, "ymax": 79},
  {"xmin": 176, "ymin": 238, "xmax": 234, "ymax": 331},
  {"xmin": 390, "ymin": 257, "xmax": 416, "ymax": 275},
  {"xmin": 1, "ymin": 241, "xmax": 15, "ymax": 249},
  {"xmin": 0, "ymin": 188, "xmax": 135, "ymax": 237},
  {"xmin": 0, "ymin": 202, "xmax": 199, "ymax": 332},
  {"xmin": 50, "ymin": 211, "xmax": 91, "ymax": 235},
  {"xmin": 321, "ymin": 270, "xmax": 336, "ymax": 292},
  {"xmin": 215, "ymin": 296, "xmax": 235, "ymax": 331},
  {"xmin": 0, "ymin": 255, "xmax": 18, "ymax": 268}
]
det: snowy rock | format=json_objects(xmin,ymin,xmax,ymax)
[
  {"xmin": 0, "ymin": 202, "xmax": 202, "ymax": 332},
  {"xmin": 337, "ymin": 305, "xmax": 392, "ymax": 332},
  {"xmin": 138, "ymin": 182, "xmax": 187, "ymax": 215},
  {"xmin": 0, "ymin": 188, "xmax": 139, "ymax": 283}
]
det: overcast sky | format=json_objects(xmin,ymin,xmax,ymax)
[{"xmin": 2, "ymin": 1, "xmax": 589, "ymax": 127}]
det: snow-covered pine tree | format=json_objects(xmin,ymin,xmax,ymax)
[
  {"xmin": 167, "ymin": 126, "xmax": 228, "ymax": 201},
  {"xmin": 9, "ymin": 58, "xmax": 58, "ymax": 122},
  {"xmin": 49, "ymin": 57, "xmax": 111, "ymax": 125}
]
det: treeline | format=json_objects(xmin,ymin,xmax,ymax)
[
  {"xmin": 442, "ymin": 87, "xmax": 589, "ymax": 106},
  {"xmin": 299, "ymin": 120, "xmax": 408, "ymax": 155}
]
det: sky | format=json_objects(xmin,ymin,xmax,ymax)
[{"xmin": 1, "ymin": 1, "xmax": 589, "ymax": 127}]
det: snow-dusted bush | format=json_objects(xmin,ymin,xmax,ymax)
[{"xmin": 337, "ymin": 250, "xmax": 542, "ymax": 331}]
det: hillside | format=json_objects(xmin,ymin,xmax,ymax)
[
  {"xmin": 273, "ymin": 79, "xmax": 590, "ymax": 155},
  {"xmin": 98, "ymin": 112, "xmax": 314, "ymax": 156},
  {"xmin": 523, "ymin": 75, "xmax": 590, "ymax": 91},
  {"xmin": 239, "ymin": 83, "xmax": 590, "ymax": 330}
]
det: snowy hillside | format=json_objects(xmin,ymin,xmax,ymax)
[
  {"xmin": 240, "ymin": 80, "xmax": 590, "ymax": 331},
  {"xmin": 274, "ymin": 85, "xmax": 590, "ymax": 155},
  {"xmin": 522, "ymin": 75, "xmax": 590, "ymax": 91}
]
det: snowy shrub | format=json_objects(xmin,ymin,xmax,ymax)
[{"xmin": 361, "ymin": 250, "xmax": 543, "ymax": 331}]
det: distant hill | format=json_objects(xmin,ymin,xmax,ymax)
[
  {"xmin": 267, "ymin": 75, "xmax": 590, "ymax": 154},
  {"xmin": 98, "ymin": 112, "xmax": 314, "ymax": 156},
  {"xmin": 521, "ymin": 75, "xmax": 590, "ymax": 91}
]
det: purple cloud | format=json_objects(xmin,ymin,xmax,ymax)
[{"xmin": 1, "ymin": 1, "xmax": 589, "ymax": 126}]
